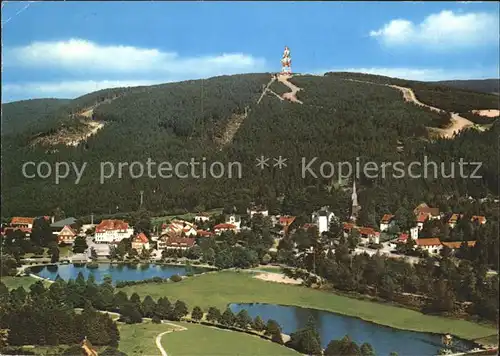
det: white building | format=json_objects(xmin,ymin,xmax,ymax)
[
  {"xmin": 416, "ymin": 238, "xmax": 442, "ymax": 255},
  {"xmin": 311, "ymin": 207, "xmax": 336, "ymax": 235},
  {"xmin": 225, "ymin": 214, "xmax": 241, "ymax": 231},
  {"xmin": 410, "ymin": 226, "xmax": 419, "ymax": 240},
  {"xmin": 247, "ymin": 205, "xmax": 269, "ymax": 218},
  {"xmin": 379, "ymin": 214, "xmax": 396, "ymax": 232},
  {"xmin": 94, "ymin": 219, "xmax": 134, "ymax": 243},
  {"xmin": 194, "ymin": 213, "xmax": 210, "ymax": 223}
]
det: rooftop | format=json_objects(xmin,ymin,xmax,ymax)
[
  {"xmin": 51, "ymin": 217, "xmax": 78, "ymax": 228},
  {"xmin": 416, "ymin": 238, "xmax": 441, "ymax": 246},
  {"xmin": 11, "ymin": 217, "xmax": 35, "ymax": 225}
]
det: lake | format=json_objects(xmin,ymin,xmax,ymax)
[
  {"xmin": 230, "ymin": 303, "xmax": 474, "ymax": 355},
  {"xmin": 30, "ymin": 263, "xmax": 207, "ymax": 284}
]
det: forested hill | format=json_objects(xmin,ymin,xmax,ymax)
[
  {"xmin": 432, "ymin": 79, "xmax": 499, "ymax": 95},
  {"xmin": 1, "ymin": 98, "xmax": 71, "ymax": 136},
  {"xmin": 1, "ymin": 72, "xmax": 499, "ymax": 223}
]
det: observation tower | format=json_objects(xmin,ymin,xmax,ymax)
[{"xmin": 281, "ymin": 46, "xmax": 292, "ymax": 75}]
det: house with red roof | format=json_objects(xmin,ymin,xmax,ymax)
[
  {"xmin": 278, "ymin": 215, "xmax": 296, "ymax": 235},
  {"xmin": 447, "ymin": 213, "xmax": 463, "ymax": 229},
  {"xmin": 131, "ymin": 232, "xmax": 150, "ymax": 251},
  {"xmin": 441, "ymin": 240, "xmax": 476, "ymax": 250},
  {"xmin": 343, "ymin": 223, "xmax": 380, "ymax": 244},
  {"xmin": 416, "ymin": 237, "xmax": 442, "ymax": 255},
  {"xmin": 197, "ymin": 230, "xmax": 214, "ymax": 238},
  {"xmin": 397, "ymin": 233, "xmax": 409, "ymax": 243},
  {"xmin": 414, "ymin": 203, "xmax": 440, "ymax": 221},
  {"xmin": 416, "ymin": 213, "xmax": 429, "ymax": 230},
  {"xmin": 379, "ymin": 214, "xmax": 396, "ymax": 232},
  {"xmin": 163, "ymin": 220, "xmax": 197, "ymax": 237},
  {"xmin": 158, "ymin": 235, "xmax": 196, "ymax": 250},
  {"xmin": 94, "ymin": 219, "xmax": 134, "ymax": 243},
  {"xmin": 214, "ymin": 223, "xmax": 238, "ymax": 234},
  {"xmin": 58, "ymin": 225, "xmax": 77, "ymax": 244},
  {"xmin": 10, "ymin": 217, "xmax": 35, "ymax": 231},
  {"xmin": 358, "ymin": 227, "xmax": 380, "ymax": 244}
]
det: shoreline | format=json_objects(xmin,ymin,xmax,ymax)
[
  {"xmin": 226, "ymin": 301, "xmax": 488, "ymax": 351},
  {"xmin": 13, "ymin": 265, "xmax": 497, "ymax": 346}
]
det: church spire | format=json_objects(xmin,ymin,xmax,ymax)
[
  {"xmin": 350, "ymin": 179, "xmax": 361, "ymax": 223},
  {"xmin": 352, "ymin": 180, "xmax": 358, "ymax": 207}
]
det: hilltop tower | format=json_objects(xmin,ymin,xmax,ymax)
[
  {"xmin": 350, "ymin": 180, "xmax": 361, "ymax": 223},
  {"xmin": 281, "ymin": 46, "xmax": 292, "ymax": 75}
]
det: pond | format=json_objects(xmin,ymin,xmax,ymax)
[
  {"xmin": 30, "ymin": 263, "xmax": 208, "ymax": 284},
  {"xmin": 230, "ymin": 303, "xmax": 474, "ymax": 355}
]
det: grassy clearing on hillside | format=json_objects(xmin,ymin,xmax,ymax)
[
  {"xmin": 160, "ymin": 321, "xmax": 299, "ymax": 356},
  {"xmin": 119, "ymin": 271, "xmax": 497, "ymax": 341}
]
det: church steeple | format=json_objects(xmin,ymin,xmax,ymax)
[
  {"xmin": 351, "ymin": 180, "xmax": 358, "ymax": 207},
  {"xmin": 350, "ymin": 180, "xmax": 361, "ymax": 223}
]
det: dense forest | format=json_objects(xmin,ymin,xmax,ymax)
[
  {"xmin": 433, "ymin": 79, "xmax": 499, "ymax": 95},
  {"xmin": 1, "ymin": 98, "xmax": 70, "ymax": 136},
  {"xmin": 1, "ymin": 73, "xmax": 499, "ymax": 222}
]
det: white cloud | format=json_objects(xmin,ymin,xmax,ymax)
[
  {"xmin": 2, "ymin": 80, "xmax": 166, "ymax": 99},
  {"xmin": 4, "ymin": 39, "xmax": 266, "ymax": 76},
  {"xmin": 369, "ymin": 10, "xmax": 499, "ymax": 49},
  {"xmin": 313, "ymin": 67, "xmax": 497, "ymax": 81},
  {"xmin": 2, "ymin": 38, "xmax": 268, "ymax": 101}
]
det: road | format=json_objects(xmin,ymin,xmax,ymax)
[
  {"xmin": 344, "ymin": 78, "xmax": 478, "ymax": 139},
  {"xmin": 277, "ymin": 74, "xmax": 303, "ymax": 104},
  {"xmin": 155, "ymin": 323, "xmax": 188, "ymax": 356}
]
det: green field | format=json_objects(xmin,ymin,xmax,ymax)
[
  {"xmin": 1, "ymin": 276, "xmax": 52, "ymax": 289},
  {"xmin": 118, "ymin": 322, "xmax": 176, "ymax": 355},
  {"xmin": 120, "ymin": 271, "xmax": 497, "ymax": 341},
  {"xmin": 160, "ymin": 322, "xmax": 299, "ymax": 356}
]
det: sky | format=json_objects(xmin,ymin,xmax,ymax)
[{"xmin": 2, "ymin": 1, "xmax": 499, "ymax": 103}]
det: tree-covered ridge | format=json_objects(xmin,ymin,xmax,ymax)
[
  {"xmin": 1, "ymin": 98, "xmax": 71, "ymax": 136},
  {"xmin": 93, "ymin": 73, "xmax": 270, "ymax": 139},
  {"xmin": 1, "ymin": 73, "xmax": 499, "ymax": 218},
  {"xmin": 433, "ymin": 79, "xmax": 499, "ymax": 95},
  {"xmin": 325, "ymin": 72, "xmax": 500, "ymax": 113}
]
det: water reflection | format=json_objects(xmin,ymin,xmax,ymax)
[{"xmin": 230, "ymin": 303, "xmax": 473, "ymax": 355}]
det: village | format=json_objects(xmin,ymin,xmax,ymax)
[{"xmin": 1, "ymin": 180, "xmax": 489, "ymax": 268}]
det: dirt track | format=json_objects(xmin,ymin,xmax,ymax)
[
  {"xmin": 345, "ymin": 79, "xmax": 477, "ymax": 139},
  {"xmin": 277, "ymin": 74, "xmax": 303, "ymax": 104},
  {"xmin": 472, "ymin": 109, "xmax": 500, "ymax": 118},
  {"xmin": 258, "ymin": 74, "xmax": 303, "ymax": 105}
]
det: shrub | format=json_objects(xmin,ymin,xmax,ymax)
[
  {"xmin": 170, "ymin": 274, "xmax": 182, "ymax": 282},
  {"xmin": 152, "ymin": 315, "xmax": 162, "ymax": 324},
  {"xmin": 86, "ymin": 262, "xmax": 99, "ymax": 269}
]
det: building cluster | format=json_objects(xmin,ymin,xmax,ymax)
[
  {"xmin": 2, "ymin": 216, "xmax": 86, "ymax": 244},
  {"xmin": 0, "ymin": 183, "xmax": 489, "ymax": 260},
  {"xmin": 383, "ymin": 203, "xmax": 486, "ymax": 255}
]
